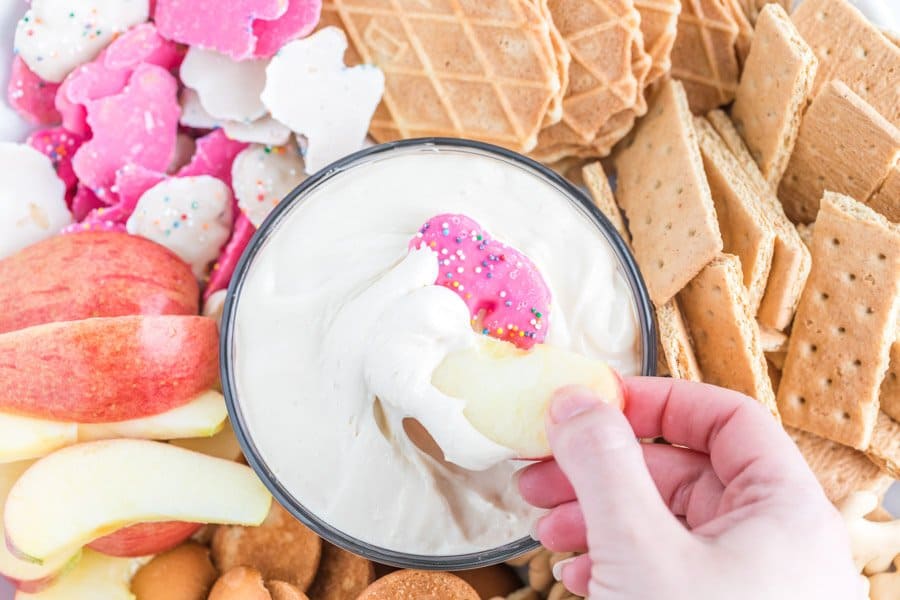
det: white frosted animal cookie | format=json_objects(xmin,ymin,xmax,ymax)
[
  {"xmin": 126, "ymin": 175, "xmax": 234, "ymax": 279},
  {"xmin": 14, "ymin": 0, "xmax": 150, "ymax": 83},
  {"xmin": 232, "ymin": 142, "xmax": 306, "ymax": 227},
  {"xmin": 0, "ymin": 143, "xmax": 70, "ymax": 259},
  {"xmin": 223, "ymin": 116, "xmax": 291, "ymax": 146},
  {"xmin": 179, "ymin": 88, "xmax": 222, "ymax": 130},
  {"xmin": 261, "ymin": 26, "xmax": 384, "ymax": 174},
  {"xmin": 180, "ymin": 46, "xmax": 268, "ymax": 123}
]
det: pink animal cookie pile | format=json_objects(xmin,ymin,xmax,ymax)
[{"xmin": 6, "ymin": 0, "xmax": 323, "ymax": 299}]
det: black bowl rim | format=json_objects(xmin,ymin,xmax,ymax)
[{"xmin": 220, "ymin": 137, "xmax": 658, "ymax": 570}]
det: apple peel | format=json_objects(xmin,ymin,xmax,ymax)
[
  {"xmin": 87, "ymin": 521, "xmax": 202, "ymax": 558},
  {"xmin": 4, "ymin": 439, "xmax": 272, "ymax": 562},
  {"xmin": 261, "ymin": 27, "xmax": 384, "ymax": 174},
  {"xmin": 432, "ymin": 337, "xmax": 624, "ymax": 459},
  {"xmin": 410, "ymin": 213, "xmax": 551, "ymax": 350},
  {"xmin": 7, "ymin": 57, "xmax": 60, "ymax": 126}
]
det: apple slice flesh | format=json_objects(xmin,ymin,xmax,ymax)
[
  {"xmin": 0, "ymin": 315, "xmax": 219, "ymax": 422},
  {"xmin": 0, "ymin": 462, "xmax": 78, "ymax": 593},
  {"xmin": 4, "ymin": 439, "xmax": 272, "ymax": 563},
  {"xmin": 78, "ymin": 390, "xmax": 227, "ymax": 441},
  {"xmin": 170, "ymin": 421, "xmax": 244, "ymax": 461},
  {"xmin": 0, "ymin": 415, "xmax": 76, "ymax": 463},
  {"xmin": 13, "ymin": 549, "xmax": 147, "ymax": 600},
  {"xmin": 432, "ymin": 337, "xmax": 624, "ymax": 459}
]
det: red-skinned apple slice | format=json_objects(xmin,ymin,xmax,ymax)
[
  {"xmin": 0, "ymin": 462, "xmax": 79, "ymax": 593},
  {"xmin": 86, "ymin": 522, "xmax": 202, "ymax": 558},
  {"xmin": 0, "ymin": 391, "xmax": 227, "ymax": 464},
  {"xmin": 0, "ymin": 232, "xmax": 198, "ymax": 335},
  {"xmin": 4, "ymin": 439, "xmax": 272, "ymax": 563},
  {"xmin": 0, "ymin": 315, "xmax": 219, "ymax": 422},
  {"xmin": 432, "ymin": 337, "xmax": 624, "ymax": 459},
  {"xmin": 13, "ymin": 549, "xmax": 147, "ymax": 600}
]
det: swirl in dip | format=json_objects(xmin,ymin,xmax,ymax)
[{"xmin": 230, "ymin": 146, "xmax": 643, "ymax": 556}]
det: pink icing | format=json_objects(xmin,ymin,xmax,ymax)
[
  {"xmin": 72, "ymin": 64, "xmax": 180, "ymax": 201},
  {"xmin": 205, "ymin": 213, "xmax": 255, "ymax": 299},
  {"xmin": 70, "ymin": 185, "xmax": 105, "ymax": 222},
  {"xmin": 26, "ymin": 127, "xmax": 86, "ymax": 200},
  {"xmin": 8, "ymin": 56, "xmax": 61, "ymax": 125},
  {"xmin": 113, "ymin": 164, "xmax": 167, "ymax": 212},
  {"xmin": 409, "ymin": 214, "xmax": 550, "ymax": 350},
  {"xmin": 252, "ymin": 0, "xmax": 322, "ymax": 58},
  {"xmin": 104, "ymin": 23, "xmax": 184, "ymax": 71},
  {"xmin": 154, "ymin": 0, "xmax": 285, "ymax": 60},
  {"xmin": 177, "ymin": 129, "xmax": 248, "ymax": 187}
]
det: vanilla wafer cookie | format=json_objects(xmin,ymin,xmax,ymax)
[
  {"xmin": 879, "ymin": 331, "xmax": 900, "ymax": 422},
  {"xmin": 731, "ymin": 4, "xmax": 818, "ymax": 189},
  {"xmin": 779, "ymin": 81, "xmax": 900, "ymax": 224},
  {"xmin": 778, "ymin": 192, "xmax": 900, "ymax": 449},
  {"xmin": 704, "ymin": 110, "xmax": 812, "ymax": 331},
  {"xmin": 678, "ymin": 253, "xmax": 777, "ymax": 414},
  {"xmin": 670, "ymin": 0, "xmax": 740, "ymax": 114},
  {"xmin": 327, "ymin": 0, "xmax": 564, "ymax": 153},
  {"xmin": 869, "ymin": 164, "xmax": 900, "ymax": 223},
  {"xmin": 866, "ymin": 412, "xmax": 900, "ymax": 478},
  {"xmin": 793, "ymin": 0, "xmax": 900, "ymax": 127},
  {"xmin": 614, "ymin": 80, "xmax": 723, "ymax": 306},
  {"xmin": 788, "ymin": 426, "xmax": 894, "ymax": 504},
  {"xmin": 694, "ymin": 116, "xmax": 776, "ymax": 314}
]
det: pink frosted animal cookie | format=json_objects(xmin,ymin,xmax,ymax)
[
  {"xmin": 70, "ymin": 185, "xmax": 104, "ymax": 222},
  {"xmin": 72, "ymin": 64, "xmax": 179, "ymax": 201},
  {"xmin": 26, "ymin": 127, "xmax": 86, "ymax": 199},
  {"xmin": 205, "ymin": 214, "xmax": 255, "ymax": 299},
  {"xmin": 7, "ymin": 57, "xmax": 60, "ymax": 125},
  {"xmin": 253, "ymin": 0, "xmax": 323, "ymax": 58},
  {"xmin": 177, "ymin": 129, "xmax": 248, "ymax": 187},
  {"xmin": 410, "ymin": 214, "xmax": 551, "ymax": 350},
  {"xmin": 155, "ymin": 0, "xmax": 284, "ymax": 60}
]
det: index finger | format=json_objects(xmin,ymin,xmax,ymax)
[{"xmin": 623, "ymin": 377, "xmax": 815, "ymax": 488}]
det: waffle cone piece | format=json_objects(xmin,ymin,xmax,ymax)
[
  {"xmin": 671, "ymin": 0, "xmax": 740, "ymax": 114},
  {"xmin": 634, "ymin": 0, "xmax": 681, "ymax": 85},
  {"xmin": 323, "ymin": 0, "xmax": 564, "ymax": 153}
]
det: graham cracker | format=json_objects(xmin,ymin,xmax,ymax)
[
  {"xmin": 759, "ymin": 324, "xmax": 788, "ymax": 353},
  {"xmin": 581, "ymin": 161, "xmax": 629, "ymax": 241},
  {"xmin": 767, "ymin": 350, "xmax": 786, "ymax": 371},
  {"xmin": 866, "ymin": 411, "xmax": 900, "ymax": 478},
  {"xmin": 694, "ymin": 116, "xmax": 776, "ymax": 314},
  {"xmin": 633, "ymin": 0, "xmax": 681, "ymax": 85},
  {"xmin": 869, "ymin": 163, "xmax": 900, "ymax": 223},
  {"xmin": 327, "ymin": 0, "xmax": 564, "ymax": 152},
  {"xmin": 705, "ymin": 110, "xmax": 812, "ymax": 331},
  {"xmin": 678, "ymin": 253, "xmax": 777, "ymax": 415},
  {"xmin": 879, "ymin": 331, "xmax": 900, "ymax": 422},
  {"xmin": 767, "ymin": 357, "xmax": 781, "ymax": 394},
  {"xmin": 670, "ymin": 0, "xmax": 740, "ymax": 114},
  {"xmin": 788, "ymin": 426, "xmax": 894, "ymax": 504},
  {"xmin": 793, "ymin": 0, "xmax": 900, "ymax": 127},
  {"xmin": 796, "ymin": 222, "xmax": 814, "ymax": 250},
  {"xmin": 778, "ymin": 80, "xmax": 900, "ymax": 224},
  {"xmin": 731, "ymin": 4, "xmax": 818, "ymax": 189},
  {"xmin": 777, "ymin": 192, "xmax": 900, "ymax": 450},
  {"xmin": 613, "ymin": 79, "xmax": 723, "ymax": 306}
]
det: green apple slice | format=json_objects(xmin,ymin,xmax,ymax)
[
  {"xmin": 432, "ymin": 337, "xmax": 624, "ymax": 459},
  {"xmin": 78, "ymin": 390, "xmax": 227, "ymax": 441},
  {"xmin": 4, "ymin": 439, "xmax": 272, "ymax": 563},
  {"xmin": 14, "ymin": 549, "xmax": 147, "ymax": 600}
]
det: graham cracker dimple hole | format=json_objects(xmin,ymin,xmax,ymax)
[
  {"xmin": 821, "ymin": 292, "xmax": 829, "ymax": 301},
  {"xmin": 853, "ymin": 359, "xmax": 862, "ymax": 367},
  {"xmin": 841, "ymin": 411, "xmax": 851, "ymax": 421},
  {"xmin": 832, "ymin": 238, "xmax": 840, "ymax": 246},
  {"xmin": 646, "ymin": 215, "xmax": 652, "ymax": 225},
  {"xmin": 810, "ymin": 344, "xmax": 818, "ymax": 353},
  {"xmin": 654, "ymin": 180, "xmax": 662, "ymax": 190},
  {"xmin": 665, "ymin": 222, "xmax": 672, "ymax": 231},
  {"xmin": 688, "ymin": 228, "xmax": 696, "ymax": 237},
  {"xmin": 797, "ymin": 396, "xmax": 806, "ymax": 406},
  {"xmin": 848, "ymin": 273, "xmax": 857, "ymax": 281},
  {"xmin": 837, "ymin": 326, "xmax": 846, "ymax": 334},
  {"xmin": 825, "ymin": 378, "xmax": 833, "ymax": 386},
  {"xmin": 878, "ymin": 253, "xmax": 886, "ymax": 261},
  {"xmin": 657, "ymin": 259, "xmax": 665, "ymax": 269}
]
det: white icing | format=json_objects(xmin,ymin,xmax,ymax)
[
  {"xmin": 261, "ymin": 27, "xmax": 384, "ymax": 174},
  {"xmin": 231, "ymin": 142, "xmax": 306, "ymax": 227},
  {"xmin": 14, "ymin": 0, "xmax": 149, "ymax": 83},
  {"xmin": 0, "ymin": 143, "xmax": 70, "ymax": 259},
  {"xmin": 223, "ymin": 116, "xmax": 291, "ymax": 146},
  {"xmin": 180, "ymin": 46, "xmax": 268, "ymax": 123},
  {"xmin": 234, "ymin": 148, "xmax": 641, "ymax": 555},
  {"xmin": 126, "ymin": 175, "xmax": 233, "ymax": 278}
]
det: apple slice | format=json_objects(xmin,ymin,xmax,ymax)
[
  {"xmin": 432, "ymin": 337, "xmax": 624, "ymax": 459},
  {"xmin": 78, "ymin": 390, "xmax": 227, "ymax": 441},
  {"xmin": 0, "ymin": 415, "xmax": 76, "ymax": 463},
  {"xmin": 170, "ymin": 420, "xmax": 244, "ymax": 461},
  {"xmin": 0, "ymin": 315, "xmax": 219, "ymax": 422},
  {"xmin": 0, "ymin": 462, "xmax": 78, "ymax": 593},
  {"xmin": 13, "ymin": 549, "xmax": 147, "ymax": 600},
  {"xmin": 87, "ymin": 522, "xmax": 202, "ymax": 558},
  {"xmin": 0, "ymin": 232, "xmax": 198, "ymax": 335},
  {"xmin": 4, "ymin": 439, "xmax": 272, "ymax": 563}
]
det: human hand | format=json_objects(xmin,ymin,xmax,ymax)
[{"xmin": 518, "ymin": 377, "xmax": 864, "ymax": 599}]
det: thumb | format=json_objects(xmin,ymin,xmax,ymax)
[{"xmin": 546, "ymin": 386, "xmax": 681, "ymax": 550}]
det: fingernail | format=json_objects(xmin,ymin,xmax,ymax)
[
  {"xmin": 549, "ymin": 386, "xmax": 599, "ymax": 424},
  {"xmin": 552, "ymin": 556, "xmax": 578, "ymax": 581},
  {"xmin": 529, "ymin": 516, "xmax": 543, "ymax": 541}
]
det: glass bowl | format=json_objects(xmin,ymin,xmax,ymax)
[{"xmin": 220, "ymin": 138, "xmax": 658, "ymax": 570}]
